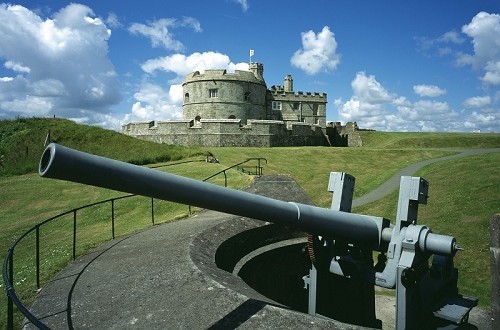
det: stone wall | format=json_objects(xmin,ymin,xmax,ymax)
[
  {"xmin": 326, "ymin": 122, "xmax": 363, "ymax": 147},
  {"xmin": 266, "ymin": 89, "xmax": 327, "ymax": 127},
  {"xmin": 122, "ymin": 119, "xmax": 329, "ymax": 147}
]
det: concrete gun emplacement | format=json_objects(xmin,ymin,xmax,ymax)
[{"xmin": 39, "ymin": 143, "xmax": 477, "ymax": 329}]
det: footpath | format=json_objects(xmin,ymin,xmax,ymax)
[{"xmin": 26, "ymin": 149, "xmax": 499, "ymax": 329}]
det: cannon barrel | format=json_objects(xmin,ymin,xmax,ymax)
[{"xmin": 39, "ymin": 143, "xmax": 387, "ymax": 246}]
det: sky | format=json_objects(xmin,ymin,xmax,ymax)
[{"xmin": 0, "ymin": 0, "xmax": 499, "ymax": 132}]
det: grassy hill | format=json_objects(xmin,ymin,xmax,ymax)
[
  {"xmin": 0, "ymin": 118, "xmax": 499, "ymax": 327},
  {"xmin": 358, "ymin": 130, "xmax": 500, "ymax": 148},
  {"xmin": 0, "ymin": 117, "xmax": 204, "ymax": 176}
]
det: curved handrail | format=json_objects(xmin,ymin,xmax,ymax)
[
  {"xmin": 203, "ymin": 157, "xmax": 268, "ymax": 182},
  {"xmin": 2, "ymin": 156, "xmax": 267, "ymax": 329},
  {"xmin": 3, "ymin": 228, "xmax": 49, "ymax": 329}
]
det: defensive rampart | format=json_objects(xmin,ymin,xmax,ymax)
[{"xmin": 122, "ymin": 119, "xmax": 329, "ymax": 147}]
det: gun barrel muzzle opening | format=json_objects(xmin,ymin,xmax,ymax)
[{"xmin": 39, "ymin": 144, "xmax": 55, "ymax": 176}]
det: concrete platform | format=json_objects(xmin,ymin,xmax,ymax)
[{"xmin": 26, "ymin": 175, "xmax": 493, "ymax": 329}]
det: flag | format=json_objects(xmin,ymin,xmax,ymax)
[{"xmin": 250, "ymin": 49, "xmax": 254, "ymax": 56}]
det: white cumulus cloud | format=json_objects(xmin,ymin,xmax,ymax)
[
  {"xmin": 128, "ymin": 17, "xmax": 202, "ymax": 52},
  {"xmin": 463, "ymin": 95, "xmax": 492, "ymax": 108},
  {"xmin": 0, "ymin": 3, "xmax": 120, "ymax": 120},
  {"xmin": 4, "ymin": 60, "xmax": 30, "ymax": 73},
  {"xmin": 457, "ymin": 12, "xmax": 500, "ymax": 86},
  {"xmin": 337, "ymin": 72, "xmax": 466, "ymax": 132},
  {"xmin": 413, "ymin": 84, "xmax": 446, "ymax": 97},
  {"xmin": 337, "ymin": 72, "xmax": 392, "ymax": 130},
  {"xmin": 482, "ymin": 61, "xmax": 500, "ymax": 85},
  {"xmin": 123, "ymin": 82, "xmax": 183, "ymax": 123},
  {"xmin": 291, "ymin": 26, "xmax": 340, "ymax": 75},
  {"xmin": 141, "ymin": 51, "xmax": 249, "ymax": 82},
  {"xmin": 463, "ymin": 110, "xmax": 499, "ymax": 132},
  {"xmin": 351, "ymin": 72, "xmax": 393, "ymax": 103}
]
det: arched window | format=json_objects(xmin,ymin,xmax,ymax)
[
  {"xmin": 195, "ymin": 115, "xmax": 201, "ymax": 124},
  {"xmin": 184, "ymin": 93, "xmax": 190, "ymax": 103},
  {"xmin": 228, "ymin": 115, "xmax": 236, "ymax": 119}
]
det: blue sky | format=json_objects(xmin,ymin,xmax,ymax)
[{"xmin": 0, "ymin": 0, "xmax": 499, "ymax": 132}]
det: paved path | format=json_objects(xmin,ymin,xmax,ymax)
[{"xmin": 25, "ymin": 149, "xmax": 499, "ymax": 329}]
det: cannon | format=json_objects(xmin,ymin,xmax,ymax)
[{"xmin": 39, "ymin": 143, "xmax": 477, "ymax": 329}]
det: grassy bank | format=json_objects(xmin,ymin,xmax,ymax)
[
  {"xmin": 358, "ymin": 131, "xmax": 500, "ymax": 148},
  {"xmin": 0, "ymin": 117, "xmax": 204, "ymax": 176}
]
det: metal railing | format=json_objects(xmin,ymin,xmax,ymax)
[{"xmin": 3, "ymin": 157, "xmax": 267, "ymax": 329}]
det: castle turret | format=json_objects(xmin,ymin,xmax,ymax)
[
  {"xmin": 284, "ymin": 74, "xmax": 293, "ymax": 92},
  {"xmin": 249, "ymin": 62, "xmax": 264, "ymax": 81},
  {"xmin": 182, "ymin": 69, "xmax": 267, "ymax": 125}
]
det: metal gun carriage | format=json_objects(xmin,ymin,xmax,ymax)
[{"xmin": 39, "ymin": 143, "xmax": 477, "ymax": 329}]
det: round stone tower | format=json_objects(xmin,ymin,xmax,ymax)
[{"xmin": 182, "ymin": 67, "xmax": 267, "ymax": 125}]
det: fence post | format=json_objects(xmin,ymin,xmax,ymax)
[
  {"xmin": 224, "ymin": 171, "xmax": 227, "ymax": 187},
  {"xmin": 7, "ymin": 251, "xmax": 14, "ymax": 330},
  {"xmin": 111, "ymin": 199, "xmax": 115, "ymax": 239},
  {"xmin": 491, "ymin": 214, "xmax": 500, "ymax": 330},
  {"xmin": 36, "ymin": 226, "xmax": 40, "ymax": 290},
  {"xmin": 151, "ymin": 198, "xmax": 155, "ymax": 225},
  {"xmin": 72, "ymin": 210, "xmax": 77, "ymax": 261}
]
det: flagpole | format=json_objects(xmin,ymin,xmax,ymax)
[{"xmin": 249, "ymin": 49, "xmax": 254, "ymax": 65}]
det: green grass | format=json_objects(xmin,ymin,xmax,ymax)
[
  {"xmin": 354, "ymin": 152, "xmax": 500, "ymax": 307},
  {"xmin": 209, "ymin": 147, "xmax": 456, "ymax": 207},
  {"xmin": 359, "ymin": 131, "xmax": 500, "ymax": 149},
  {"xmin": 0, "ymin": 117, "xmax": 205, "ymax": 176},
  {"xmin": 0, "ymin": 118, "xmax": 498, "ymax": 327}
]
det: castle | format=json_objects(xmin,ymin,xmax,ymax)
[{"xmin": 122, "ymin": 63, "xmax": 361, "ymax": 147}]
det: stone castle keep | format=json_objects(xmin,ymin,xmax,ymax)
[{"xmin": 122, "ymin": 63, "xmax": 361, "ymax": 147}]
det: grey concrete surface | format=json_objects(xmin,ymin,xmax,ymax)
[{"xmin": 25, "ymin": 149, "xmax": 499, "ymax": 329}]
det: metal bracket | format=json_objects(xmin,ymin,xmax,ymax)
[{"xmin": 304, "ymin": 172, "xmax": 355, "ymax": 316}]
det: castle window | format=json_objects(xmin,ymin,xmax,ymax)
[
  {"xmin": 244, "ymin": 92, "xmax": 251, "ymax": 101},
  {"xmin": 209, "ymin": 89, "xmax": 218, "ymax": 98},
  {"xmin": 313, "ymin": 104, "xmax": 319, "ymax": 116},
  {"xmin": 228, "ymin": 115, "xmax": 236, "ymax": 119},
  {"xmin": 184, "ymin": 93, "xmax": 190, "ymax": 102},
  {"xmin": 272, "ymin": 101, "xmax": 282, "ymax": 111},
  {"xmin": 293, "ymin": 102, "xmax": 300, "ymax": 110}
]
